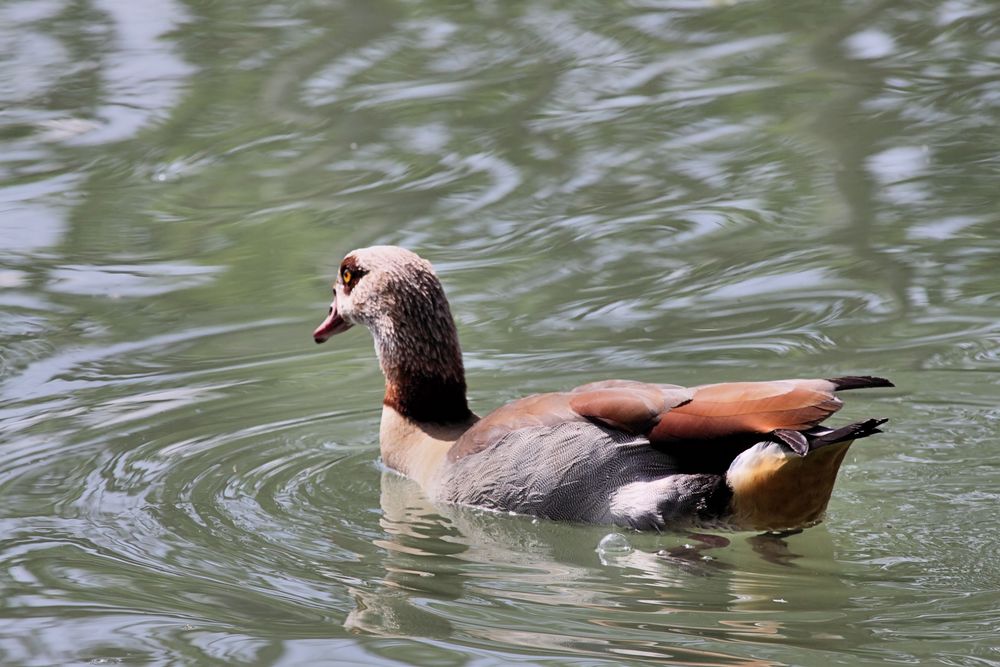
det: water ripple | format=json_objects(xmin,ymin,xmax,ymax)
[{"xmin": 3, "ymin": 0, "xmax": 1000, "ymax": 665}]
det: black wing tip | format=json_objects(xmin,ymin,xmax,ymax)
[
  {"xmin": 811, "ymin": 417, "xmax": 889, "ymax": 448},
  {"xmin": 827, "ymin": 375, "xmax": 895, "ymax": 391},
  {"xmin": 855, "ymin": 417, "xmax": 889, "ymax": 436}
]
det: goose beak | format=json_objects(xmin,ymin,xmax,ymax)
[{"xmin": 313, "ymin": 298, "xmax": 353, "ymax": 343}]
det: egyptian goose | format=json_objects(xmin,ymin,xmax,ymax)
[{"xmin": 313, "ymin": 246, "xmax": 892, "ymax": 532}]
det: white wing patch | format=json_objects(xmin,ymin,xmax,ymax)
[{"xmin": 609, "ymin": 479, "xmax": 678, "ymax": 530}]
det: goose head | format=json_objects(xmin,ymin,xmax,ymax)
[
  {"xmin": 312, "ymin": 245, "xmax": 470, "ymax": 423},
  {"xmin": 312, "ymin": 245, "xmax": 437, "ymax": 345}
]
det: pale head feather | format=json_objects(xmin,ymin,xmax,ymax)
[{"xmin": 336, "ymin": 245, "xmax": 465, "ymax": 386}]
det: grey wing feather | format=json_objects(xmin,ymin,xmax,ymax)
[{"xmin": 437, "ymin": 421, "xmax": 676, "ymax": 523}]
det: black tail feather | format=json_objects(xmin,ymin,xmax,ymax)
[
  {"xmin": 827, "ymin": 375, "xmax": 895, "ymax": 391},
  {"xmin": 809, "ymin": 418, "xmax": 888, "ymax": 449}
]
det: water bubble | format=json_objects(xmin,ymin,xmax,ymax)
[{"xmin": 596, "ymin": 532, "xmax": 633, "ymax": 557}]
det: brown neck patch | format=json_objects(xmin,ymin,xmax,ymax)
[{"xmin": 384, "ymin": 372, "xmax": 472, "ymax": 425}]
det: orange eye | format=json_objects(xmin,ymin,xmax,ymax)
[{"xmin": 342, "ymin": 269, "xmax": 352, "ymax": 284}]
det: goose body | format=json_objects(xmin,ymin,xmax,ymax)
[{"xmin": 314, "ymin": 246, "xmax": 892, "ymax": 531}]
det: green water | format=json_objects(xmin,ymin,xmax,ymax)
[{"xmin": 2, "ymin": 1, "xmax": 999, "ymax": 665}]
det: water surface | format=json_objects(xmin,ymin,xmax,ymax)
[{"xmin": 2, "ymin": 1, "xmax": 999, "ymax": 665}]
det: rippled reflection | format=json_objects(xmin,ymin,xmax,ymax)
[
  {"xmin": 2, "ymin": 0, "xmax": 999, "ymax": 664},
  {"xmin": 347, "ymin": 471, "xmax": 887, "ymax": 666}
]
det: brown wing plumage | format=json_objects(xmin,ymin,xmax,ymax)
[
  {"xmin": 649, "ymin": 379, "xmax": 843, "ymax": 444},
  {"xmin": 448, "ymin": 375, "xmax": 892, "ymax": 463},
  {"xmin": 568, "ymin": 380, "xmax": 692, "ymax": 434},
  {"xmin": 448, "ymin": 381, "xmax": 692, "ymax": 462},
  {"xmin": 648, "ymin": 375, "xmax": 893, "ymax": 445},
  {"xmin": 447, "ymin": 393, "xmax": 580, "ymax": 462}
]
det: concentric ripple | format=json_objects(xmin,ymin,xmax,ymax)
[{"xmin": 3, "ymin": 0, "xmax": 1000, "ymax": 665}]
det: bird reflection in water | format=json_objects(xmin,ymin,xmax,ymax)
[{"xmin": 343, "ymin": 469, "xmax": 857, "ymax": 665}]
